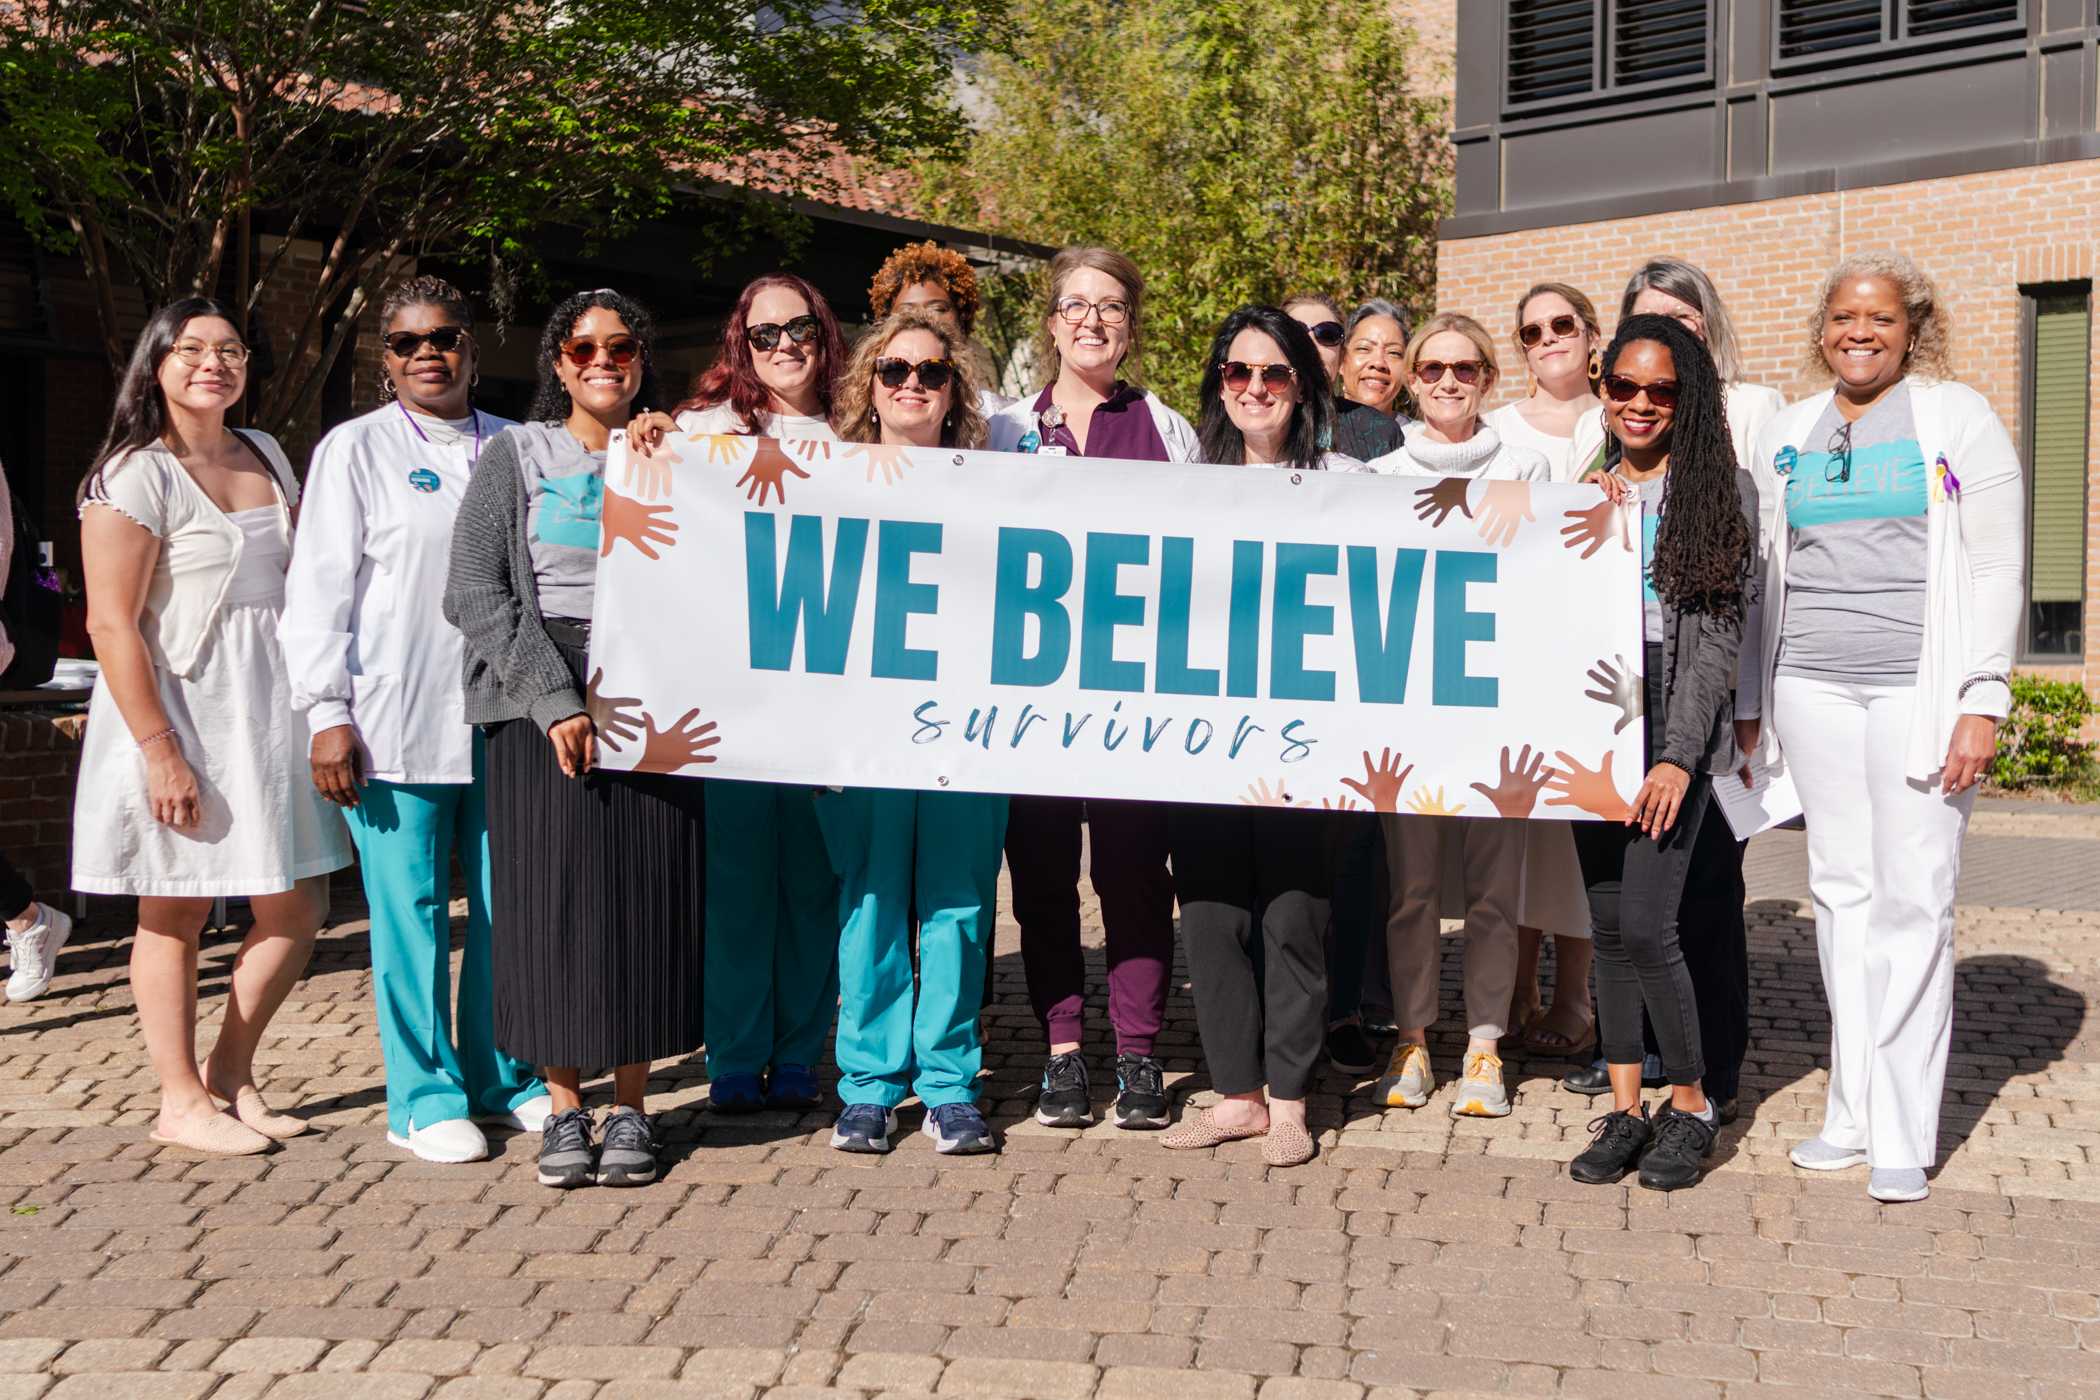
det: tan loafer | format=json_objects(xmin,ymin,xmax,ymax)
[
  {"xmin": 1262, "ymin": 1119, "xmax": 1317, "ymax": 1168},
  {"xmin": 1160, "ymin": 1109, "xmax": 1267, "ymax": 1151}
]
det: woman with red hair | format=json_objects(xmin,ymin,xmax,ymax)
[{"xmin": 639, "ymin": 274, "xmax": 845, "ymax": 1114}]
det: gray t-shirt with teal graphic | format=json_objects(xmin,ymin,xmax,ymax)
[
  {"xmin": 1776, "ymin": 381, "xmax": 1929, "ymax": 683},
  {"xmin": 509, "ymin": 421, "xmax": 605, "ymax": 623}
]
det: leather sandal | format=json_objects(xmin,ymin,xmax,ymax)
[
  {"xmin": 1261, "ymin": 1120, "xmax": 1317, "ymax": 1167},
  {"xmin": 149, "ymin": 1111, "xmax": 272, "ymax": 1157},
  {"xmin": 1524, "ymin": 1003, "xmax": 1599, "ymax": 1059},
  {"xmin": 1160, "ymin": 1109, "xmax": 1267, "ymax": 1150}
]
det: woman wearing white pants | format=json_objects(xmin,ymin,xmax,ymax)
[{"xmin": 1742, "ymin": 253, "xmax": 2022, "ymax": 1203}]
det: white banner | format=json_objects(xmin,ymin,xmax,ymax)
[{"xmin": 587, "ymin": 434, "xmax": 1646, "ymax": 819}]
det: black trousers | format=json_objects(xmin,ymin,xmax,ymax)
[
  {"xmin": 1170, "ymin": 804, "xmax": 1333, "ymax": 1099},
  {"xmin": 1573, "ymin": 779, "xmax": 1713, "ymax": 1088},
  {"xmin": 0, "ymin": 847, "xmax": 32, "ymax": 918}
]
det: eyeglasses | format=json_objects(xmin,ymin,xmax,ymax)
[
  {"xmin": 1824, "ymin": 419, "xmax": 1854, "ymax": 484},
  {"xmin": 1518, "ymin": 314, "xmax": 1584, "ymax": 348},
  {"xmin": 874, "ymin": 356, "xmax": 955, "ymax": 391},
  {"xmin": 384, "ymin": 326, "xmax": 468, "ymax": 358},
  {"xmin": 745, "ymin": 315, "xmax": 821, "ymax": 351},
  {"xmin": 1053, "ymin": 296, "xmax": 1130, "ymax": 325},
  {"xmin": 168, "ymin": 340, "xmax": 250, "ymax": 367},
  {"xmin": 1219, "ymin": 361, "xmax": 1297, "ymax": 393},
  {"xmin": 1301, "ymin": 320, "xmax": 1345, "ymax": 347},
  {"xmin": 1602, "ymin": 374, "xmax": 1680, "ymax": 409},
  {"xmin": 1412, "ymin": 359, "xmax": 1485, "ymax": 386},
  {"xmin": 557, "ymin": 335, "xmax": 641, "ymax": 368}
]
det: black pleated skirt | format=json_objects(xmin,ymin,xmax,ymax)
[{"xmin": 486, "ymin": 630, "xmax": 707, "ymax": 1068}]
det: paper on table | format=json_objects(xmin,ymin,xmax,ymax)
[{"xmin": 1712, "ymin": 754, "xmax": 1803, "ymax": 841}]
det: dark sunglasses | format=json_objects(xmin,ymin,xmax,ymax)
[
  {"xmin": 1302, "ymin": 320, "xmax": 1345, "ymax": 347},
  {"xmin": 745, "ymin": 315, "xmax": 821, "ymax": 351},
  {"xmin": 384, "ymin": 326, "xmax": 468, "ymax": 358},
  {"xmin": 557, "ymin": 335, "xmax": 641, "ymax": 368},
  {"xmin": 1412, "ymin": 359, "xmax": 1484, "ymax": 386},
  {"xmin": 1518, "ymin": 313, "xmax": 1584, "ymax": 348},
  {"xmin": 874, "ymin": 356, "xmax": 955, "ymax": 391},
  {"xmin": 1602, "ymin": 374, "xmax": 1680, "ymax": 408},
  {"xmin": 1219, "ymin": 361, "xmax": 1297, "ymax": 393}
]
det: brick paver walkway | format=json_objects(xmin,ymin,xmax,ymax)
[{"xmin": 2, "ymin": 801, "xmax": 2096, "ymax": 1398}]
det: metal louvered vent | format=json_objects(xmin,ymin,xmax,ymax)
[
  {"xmin": 1776, "ymin": 0, "xmax": 1887, "ymax": 60},
  {"xmin": 1613, "ymin": 0, "xmax": 1710, "ymax": 84},
  {"xmin": 1905, "ymin": 0, "xmax": 2020, "ymax": 35},
  {"xmin": 1507, "ymin": 0, "xmax": 1597, "ymax": 106}
]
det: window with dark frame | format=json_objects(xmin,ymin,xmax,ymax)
[
  {"xmin": 2020, "ymin": 283, "xmax": 2090, "ymax": 661},
  {"xmin": 1503, "ymin": 0, "xmax": 1713, "ymax": 112},
  {"xmin": 1774, "ymin": 1, "xmax": 2025, "ymax": 68}
]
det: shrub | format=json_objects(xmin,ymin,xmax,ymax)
[{"xmin": 1988, "ymin": 675, "xmax": 2098, "ymax": 790}]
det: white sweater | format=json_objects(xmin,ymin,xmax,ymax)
[
  {"xmin": 1361, "ymin": 422, "xmax": 1550, "ymax": 481},
  {"xmin": 1741, "ymin": 377, "xmax": 2024, "ymax": 782}
]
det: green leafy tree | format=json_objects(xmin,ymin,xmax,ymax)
[
  {"xmin": 920, "ymin": 0, "xmax": 1450, "ymax": 411},
  {"xmin": 0, "ymin": 0, "xmax": 1006, "ymax": 431}
]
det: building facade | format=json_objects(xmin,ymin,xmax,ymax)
[{"xmin": 1437, "ymin": 0, "xmax": 2099, "ymax": 688}]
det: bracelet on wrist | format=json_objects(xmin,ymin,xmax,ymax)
[
  {"xmin": 1957, "ymin": 672, "xmax": 2009, "ymax": 703},
  {"xmin": 1655, "ymin": 756, "xmax": 1693, "ymax": 777},
  {"xmin": 136, "ymin": 726, "xmax": 178, "ymax": 750}
]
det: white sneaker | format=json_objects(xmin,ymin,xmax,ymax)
[
  {"xmin": 1789, "ymin": 1136, "xmax": 1869, "ymax": 1171},
  {"xmin": 387, "ymin": 1118, "xmax": 490, "ymax": 1164},
  {"xmin": 6, "ymin": 903, "xmax": 73, "ymax": 1002},
  {"xmin": 476, "ymin": 1094, "xmax": 554, "ymax": 1134}
]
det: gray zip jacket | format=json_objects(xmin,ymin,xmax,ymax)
[{"xmin": 442, "ymin": 427, "xmax": 588, "ymax": 733}]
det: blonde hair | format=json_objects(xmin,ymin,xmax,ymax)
[
  {"xmin": 1035, "ymin": 245, "xmax": 1144, "ymax": 388},
  {"xmin": 833, "ymin": 308, "xmax": 988, "ymax": 449},
  {"xmin": 1807, "ymin": 251, "xmax": 1953, "ymax": 381},
  {"xmin": 1513, "ymin": 281, "xmax": 1602, "ymax": 350},
  {"xmin": 1403, "ymin": 313, "xmax": 1501, "ymax": 391}
]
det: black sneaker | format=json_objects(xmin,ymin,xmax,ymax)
[
  {"xmin": 1637, "ymin": 1105, "xmax": 1717, "ymax": 1192},
  {"xmin": 1035, "ymin": 1052, "xmax": 1093, "ymax": 1128},
  {"xmin": 1715, "ymin": 1097, "xmax": 1740, "ymax": 1127},
  {"xmin": 1112, "ymin": 1053, "xmax": 1169, "ymax": 1129},
  {"xmin": 537, "ymin": 1107, "xmax": 595, "ymax": 1189},
  {"xmin": 1569, "ymin": 1106, "xmax": 1651, "ymax": 1185},
  {"xmin": 595, "ymin": 1107, "xmax": 658, "ymax": 1187},
  {"xmin": 1325, "ymin": 1022, "xmax": 1379, "ymax": 1077}
]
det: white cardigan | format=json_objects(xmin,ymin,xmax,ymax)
[{"xmin": 1741, "ymin": 377, "xmax": 2024, "ymax": 782}]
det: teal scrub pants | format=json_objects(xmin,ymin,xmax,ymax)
[
  {"xmin": 816, "ymin": 788, "xmax": 1009, "ymax": 1109},
  {"xmin": 703, "ymin": 780, "xmax": 841, "ymax": 1079},
  {"xmin": 343, "ymin": 738, "xmax": 543, "ymax": 1136}
]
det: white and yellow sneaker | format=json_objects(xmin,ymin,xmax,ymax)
[
  {"xmin": 1375, "ymin": 1042, "xmax": 1434, "ymax": 1109},
  {"xmin": 1450, "ymin": 1050, "xmax": 1512, "ymax": 1118}
]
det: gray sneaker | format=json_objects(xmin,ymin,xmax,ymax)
[
  {"xmin": 1789, "ymin": 1136, "xmax": 1868, "ymax": 1171},
  {"xmin": 1868, "ymin": 1167, "xmax": 1928, "ymax": 1203},
  {"xmin": 537, "ymin": 1108, "xmax": 595, "ymax": 1189},
  {"xmin": 595, "ymin": 1107, "xmax": 657, "ymax": 1187}
]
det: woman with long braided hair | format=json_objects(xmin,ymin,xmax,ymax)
[{"xmin": 1566, "ymin": 314, "xmax": 1753, "ymax": 1193}]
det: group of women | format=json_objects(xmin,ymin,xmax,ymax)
[{"xmin": 66, "ymin": 235, "xmax": 2019, "ymax": 1203}]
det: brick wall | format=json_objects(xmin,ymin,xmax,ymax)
[
  {"xmin": 1437, "ymin": 158, "xmax": 2100, "ymax": 692},
  {"xmin": 0, "ymin": 713, "xmax": 82, "ymax": 905}
]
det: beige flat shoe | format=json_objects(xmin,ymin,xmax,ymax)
[
  {"xmin": 1160, "ymin": 1109, "xmax": 1267, "ymax": 1151},
  {"xmin": 227, "ymin": 1087, "xmax": 310, "ymax": 1140},
  {"xmin": 149, "ymin": 1111, "xmax": 271, "ymax": 1157},
  {"xmin": 1262, "ymin": 1120, "xmax": 1317, "ymax": 1167}
]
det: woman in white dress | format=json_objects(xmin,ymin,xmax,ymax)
[
  {"xmin": 1481, "ymin": 281, "xmax": 1609, "ymax": 1061},
  {"xmin": 74, "ymin": 297, "xmax": 353, "ymax": 1156}
]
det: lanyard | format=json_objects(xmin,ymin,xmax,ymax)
[{"xmin": 396, "ymin": 400, "xmax": 484, "ymax": 461}]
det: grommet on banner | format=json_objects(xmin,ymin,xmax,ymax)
[
  {"xmin": 937, "ymin": 775, "xmax": 950, "ymax": 787},
  {"xmin": 1290, "ymin": 472, "xmax": 1303, "ymax": 485},
  {"xmin": 952, "ymin": 454, "xmax": 964, "ymax": 466}
]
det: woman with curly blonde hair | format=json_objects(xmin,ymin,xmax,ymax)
[
  {"xmin": 1741, "ymin": 251, "xmax": 2021, "ymax": 1203},
  {"xmin": 814, "ymin": 307, "xmax": 1006, "ymax": 1155}
]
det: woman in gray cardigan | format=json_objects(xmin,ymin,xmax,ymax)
[{"xmin": 444, "ymin": 288, "xmax": 709, "ymax": 1192}]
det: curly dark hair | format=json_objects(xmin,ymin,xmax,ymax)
[
  {"xmin": 868, "ymin": 242, "xmax": 982, "ymax": 334},
  {"xmin": 1600, "ymin": 314, "xmax": 1750, "ymax": 621},
  {"xmin": 1195, "ymin": 305, "xmax": 1335, "ymax": 472},
  {"xmin": 528, "ymin": 288, "xmax": 660, "ymax": 425}
]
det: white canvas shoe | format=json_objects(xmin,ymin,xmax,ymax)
[
  {"xmin": 6, "ymin": 903, "xmax": 73, "ymax": 1002},
  {"xmin": 388, "ymin": 1118, "xmax": 490, "ymax": 1164}
]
